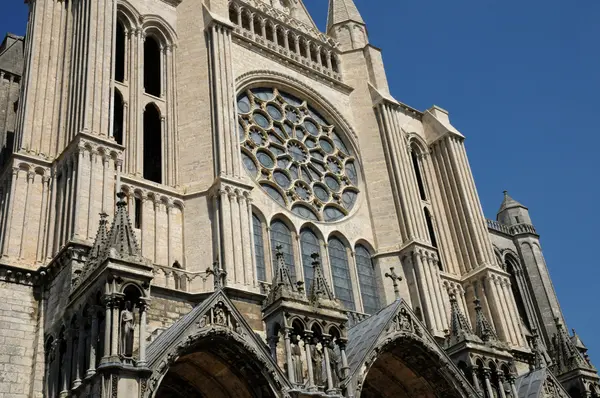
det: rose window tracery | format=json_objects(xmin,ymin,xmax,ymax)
[{"xmin": 238, "ymin": 87, "xmax": 359, "ymax": 222}]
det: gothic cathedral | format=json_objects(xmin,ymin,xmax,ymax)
[{"xmin": 0, "ymin": 0, "xmax": 596, "ymax": 397}]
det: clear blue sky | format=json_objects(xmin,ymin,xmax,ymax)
[{"xmin": 2, "ymin": 0, "xmax": 599, "ymax": 358}]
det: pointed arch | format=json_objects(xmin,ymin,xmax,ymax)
[
  {"xmin": 252, "ymin": 211, "xmax": 267, "ymax": 282},
  {"xmin": 355, "ymin": 244, "xmax": 380, "ymax": 315},
  {"xmin": 327, "ymin": 236, "xmax": 355, "ymax": 311},
  {"xmin": 143, "ymin": 103, "xmax": 162, "ymax": 183},
  {"xmin": 270, "ymin": 217, "xmax": 296, "ymax": 281}
]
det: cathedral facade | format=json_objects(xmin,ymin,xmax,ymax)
[{"xmin": 0, "ymin": 0, "xmax": 597, "ymax": 397}]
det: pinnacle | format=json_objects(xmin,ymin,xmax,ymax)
[
  {"xmin": 473, "ymin": 298, "xmax": 498, "ymax": 343},
  {"xmin": 497, "ymin": 190, "xmax": 527, "ymax": 213}
]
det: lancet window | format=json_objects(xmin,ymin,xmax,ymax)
[
  {"xmin": 300, "ymin": 228, "xmax": 320, "ymax": 292},
  {"xmin": 253, "ymin": 214, "xmax": 267, "ymax": 282},
  {"xmin": 355, "ymin": 245, "xmax": 380, "ymax": 314},
  {"xmin": 270, "ymin": 220, "xmax": 296, "ymax": 280},
  {"xmin": 328, "ymin": 237, "xmax": 355, "ymax": 311}
]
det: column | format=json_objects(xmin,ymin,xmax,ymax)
[
  {"xmin": 482, "ymin": 369, "xmax": 494, "ymax": 398},
  {"xmin": 284, "ymin": 328, "xmax": 295, "ymax": 383},
  {"xmin": 61, "ymin": 331, "xmax": 73, "ymax": 395},
  {"xmin": 323, "ymin": 338, "xmax": 334, "ymax": 393},
  {"xmin": 304, "ymin": 332, "xmax": 315, "ymax": 391},
  {"xmin": 339, "ymin": 340, "xmax": 349, "ymax": 380},
  {"xmin": 2, "ymin": 168, "xmax": 18, "ymax": 257},
  {"xmin": 498, "ymin": 374, "xmax": 507, "ymax": 398},
  {"xmin": 509, "ymin": 376, "xmax": 518, "ymax": 398},
  {"xmin": 86, "ymin": 309, "xmax": 98, "ymax": 377},
  {"xmin": 413, "ymin": 251, "xmax": 435, "ymax": 330},
  {"xmin": 102, "ymin": 297, "xmax": 112, "ymax": 360},
  {"xmin": 111, "ymin": 297, "xmax": 121, "ymax": 358},
  {"xmin": 138, "ymin": 301, "xmax": 148, "ymax": 365},
  {"xmin": 72, "ymin": 322, "xmax": 85, "ymax": 388}
]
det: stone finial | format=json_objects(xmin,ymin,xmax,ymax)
[
  {"xmin": 103, "ymin": 192, "xmax": 143, "ymax": 260},
  {"xmin": 207, "ymin": 259, "xmax": 227, "ymax": 289},
  {"xmin": 447, "ymin": 293, "xmax": 476, "ymax": 345},
  {"xmin": 88, "ymin": 212, "xmax": 109, "ymax": 263},
  {"xmin": 551, "ymin": 318, "xmax": 592, "ymax": 374},
  {"xmin": 473, "ymin": 298, "xmax": 498, "ymax": 343},
  {"xmin": 385, "ymin": 267, "xmax": 402, "ymax": 300},
  {"xmin": 264, "ymin": 245, "xmax": 298, "ymax": 307}
]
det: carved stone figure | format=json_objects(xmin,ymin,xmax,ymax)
[
  {"xmin": 120, "ymin": 301, "xmax": 135, "ymax": 357},
  {"xmin": 327, "ymin": 341, "xmax": 341, "ymax": 387},
  {"xmin": 311, "ymin": 339, "xmax": 324, "ymax": 387},
  {"xmin": 291, "ymin": 335, "xmax": 303, "ymax": 384}
]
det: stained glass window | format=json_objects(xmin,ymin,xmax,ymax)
[
  {"xmin": 237, "ymin": 87, "xmax": 360, "ymax": 222},
  {"xmin": 270, "ymin": 220, "xmax": 296, "ymax": 280},
  {"xmin": 328, "ymin": 238, "xmax": 355, "ymax": 311},
  {"xmin": 253, "ymin": 215, "xmax": 267, "ymax": 282},
  {"xmin": 355, "ymin": 245, "xmax": 380, "ymax": 314},
  {"xmin": 300, "ymin": 229, "xmax": 320, "ymax": 293}
]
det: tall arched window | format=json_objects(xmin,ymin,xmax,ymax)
[
  {"xmin": 143, "ymin": 103, "xmax": 162, "ymax": 183},
  {"xmin": 144, "ymin": 36, "xmax": 161, "ymax": 97},
  {"xmin": 270, "ymin": 220, "xmax": 296, "ymax": 280},
  {"xmin": 253, "ymin": 214, "xmax": 267, "ymax": 282},
  {"xmin": 113, "ymin": 89, "xmax": 124, "ymax": 145},
  {"xmin": 411, "ymin": 148, "xmax": 427, "ymax": 201},
  {"xmin": 300, "ymin": 228, "xmax": 320, "ymax": 293},
  {"xmin": 424, "ymin": 208, "xmax": 442, "ymax": 271},
  {"xmin": 505, "ymin": 255, "xmax": 531, "ymax": 329},
  {"xmin": 115, "ymin": 20, "xmax": 126, "ymax": 82},
  {"xmin": 355, "ymin": 245, "xmax": 380, "ymax": 314},
  {"xmin": 328, "ymin": 238, "xmax": 355, "ymax": 311}
]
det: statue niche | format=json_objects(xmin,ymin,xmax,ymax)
[{"xmin": 120, "ymin": 301, "xmax": 135, "ymax": 358}]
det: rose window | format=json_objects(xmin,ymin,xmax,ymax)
[{"xmin": 238, "ymin": 87, "xmax": 360, "ymax": 222}]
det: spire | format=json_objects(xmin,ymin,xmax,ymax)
[
  {"xmin": 473, "ymin": 299, "xmax": 498, "ymax": 343},
  {"xmin": 327, "ymin": 0, "xmax": 364, "ymax": 31},
  {"xmin": 447, "ymin": 293, "xmax": 477, "ymax": 346},
  {"xmin": 551, "ymin": 319, "xmax": 592, "ymax": 374},
  {"xmin": 496, "ymin": 191, "xmax": 532, "ymax": 226},
  {"xmin": 88, "ymin": 212, "xmax": 109, "ymax": 264},
  {"xmin": 264, "ymin": 245, "xmax": 300, "ymax": 306},
  {"xmin": 102, "ymin": 192, "xmax": 144, "ymax": 262},
  {"xmin": 308, "ymin": 253, "xmax": 335, "ymax": 304}
]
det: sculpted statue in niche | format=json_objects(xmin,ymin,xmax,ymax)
[
  {"xmin": 311, "ymin": 338, "xmax": 324, "ymax": 386},
  {"xmin": 291, "ymin": 334, "xmax": 303, "ymax": 384},
  {"xmin": 327, "ymin": 340, "xmax": 342, "ymax": 387},
  {"xmin": 120, "ymin": 301, "xmax": 135, "ymax": 357}
]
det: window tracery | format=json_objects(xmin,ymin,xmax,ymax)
[
  {"xmin": 328, "ymin": 237, "xmax": 355, "ymax": 311},
  {"xmin": 238, "ymin": 87, "xmax": 359, "ymax": 222},
  {"xmin": 355, "ymin": 245, "xmax": 380, "ymax": 314}
]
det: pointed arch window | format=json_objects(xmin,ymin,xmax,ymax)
[
  {"xmin": 270, "ymin": 220, "xmax": 296, "ymax": 280},
  {"xmin": 300, "ymin": 228, "xmax": 320, "ymax": 293},
  {"xmin": 143, "ymin": 103, "xmax": 162, "ymax": 183},
  {"xmin": 113, "ymin": 89, "xmax": 124, "ymax": 145},
  {"xmin": 411, "ymin": 148, "xmax": 427, "ymax": 201},
  {"xmin": 253, "ymin": 214, "xmax": 267, "ymax": 282},
  {"xmin": 328, "ymin": 238, "xmax": 355, "ymax": 311},
  {"xmin": 355, "ymin": 245, "xmax": 380, "ymax": 314},
  {"xmin": 144, "ymin": 36, "xmax": 161, "ymax": 97},
  {"xmin": 505, "ymin": 255, "xmax": 531, "ymax": 329},
  {"xmin": 115, "ymin": 20, "xmax": 126, "ymax": 82}
]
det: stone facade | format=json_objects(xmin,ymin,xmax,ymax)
[{"xmin": 0, "ymin": 0, "xmax": 596, "ymax": 397}]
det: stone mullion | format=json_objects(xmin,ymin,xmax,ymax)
[
  {"xmin": 438, "ymin": 141, "xmax": 477, "ymax": 271},
  {"xmin": 377, "ymin": 105, "xmax": 408, "ymax": 241},
  {"xmin": 430, "ymin": 146, "xmax": 467, "ymax": 274}
]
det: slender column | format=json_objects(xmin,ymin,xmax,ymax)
[
  {"xmin": 138, "ymin": 301, "xmax": 148, "ymax": 365},
  {"xmin": 110, "ymin": 297, "xmax": 121, "ymax": 358},
  {"xmin": 35, "ymin": 175, "xmax": 50, "ymax": 262},
  {"xmin": 495, "ymin": 276, "xmax": 517, "ymax": 345},
  {"xmin": 283, "ymin": 28, "xmax": 290, "ymax": 51},
  {"xmin": 86, "ymin": 151, "xmax": 97, "ymax": 239},
  {"xmin": 284, "ymin": 328, "xmax": 295, "ymax": 383},
  {"xmin": 49, "ymin": 340, "xmax": 60, "ymax": 397},
  {"xmin": 482, "ymin": 369, "xmax": 494, "ymax": 398},
  {"xmin": 240, "ymin": 194, "xmax": 253, "ymax": 286},
  {"xmin": 86, "ymin": 309, "xmax": 98, "ymax": 377},
  {"xmin": 294, "ymin": 35, "xmax": 300, "ymax": 55},
  {"xmin": 421, "ymin": 253, "xmax": 441, "ymax": 331},
  {"xmin": 167, "ymin": 203, "xmax": 172, "ymax": 266},
  {"xmin": 503, "ymin": 278, "xmax": 525, "ymax": 346},
  {"xmin": 470, "ymin": 367, "xmax": 481, "ymax": 393},
  {"xmin": 231, "ymin": 192, "xmax": 244, "ymax": 285},
  {"xmin": 429, "ymin": 257, "xmax": 448, "ymax": 330},
  {"xmin": 249, "ymin": 13, "xmax": 255, "ymax": 35},
  {"xmin": 339, "ymin": 340, "xmax": 349, "ymax": 379},
  {"xmin": 153, "ymin": 200, "xmax": 159, "ymax": 263},
  {"xmin": 412, "ymin": 252, "xmax": 434, "ymax": 329},
  {"xmin": 498, "ymin": 374, "xmax": 507, "ymax": 398},
  {"xmin": 72, "ymin": 322, "xmax": 85, "ymax": 388},
  {"xmin": 102, "ymin": 298, "xmax": 112, "ymax": 361},
  {"xmin": 2, "ymin": 168, "xmax": 18, "ymax": 257},
  {"xmin": 323, "ymin": 338, "xmax": 334, "ymax": 393},
  {"xmin": 19, "ymin": 172, "xmax": 35, "ymax": 259},
  {"xmin": 326, "ymin": 50, "xmax": 333, "ymax": 70},
  {"xmin": 220, "ymin": 189, "xmax": 234, "ymax": 284},
  {"xmin": 484, "ymin": 276, "xmax": 509, "ymax": 342},
  {"xmin": 304, "ymin": 332, "xmax": 315, "ymax": 390},
  {"xmin": 61, "ymin": 331, "xmax": 73, "ymax": 395},
  {"xmin": 509, "ymin": 376, "xmax": 518, "ymax": 398}
]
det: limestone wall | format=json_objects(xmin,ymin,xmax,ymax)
[{"xmin": 0, "ymin": 280, "xmax": 43, "ymax": 398}]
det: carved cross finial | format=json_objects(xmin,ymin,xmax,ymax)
[
  {"xmin": 207, "ymin": 259, "xmax": 227, "ymax": 289},
  {"xmin": 385, "ymin": 267, "xmax": 402, "ymax": 299}
]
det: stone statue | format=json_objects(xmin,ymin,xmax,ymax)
[
  {"xmin": 120, "ymin": 301, "xmax": 135, "ymax": 357},
  {"xmin": 291, "ymin": 335, "xmax": 303, "ymax": 384},
  {"xmin": 327, "ymin": 340, "xmax": 341, "ymax": 387},
  {"xmin": 311, "ymin": 338, "xmax": 324, "ymax": 387}
]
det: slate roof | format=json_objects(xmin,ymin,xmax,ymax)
[
  {"xmin": 345, "ymin": 299, "xmax": 402, "ymax": 375},
  {"xmin": 514, "ymin": 368, "xmax": 569, "ymax": 398},
  {"xmin": 498, "ymin": 191, "xmax": 527, "ymax": 213},
  {"xmin": 0, "ymin": 33, "xmax": 24, "ymax": 76}
]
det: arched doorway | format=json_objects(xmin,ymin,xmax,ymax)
[
  {"xmin": 360, "ymin": 337, "xmax": 468, "ymax": 398},
  {"xmin": 154, "ymin": 335, "xmax": 279, "ymax": 398}
]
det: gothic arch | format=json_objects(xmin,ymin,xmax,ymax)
[
  {"xmin": 116, "ymin": 0, "xmax": 142, "ymax": 30},
  {"xmin": 141, "ymin": 15, "xmax": 177, "ymax": 47}
]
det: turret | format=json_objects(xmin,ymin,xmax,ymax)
[
  {"xmin": 326, "ymin": 0, "xmax": 368, "ymax": 51},
  {"xmin": 497, "ymin": 191, "xmax": 532, "ymax": 226}
]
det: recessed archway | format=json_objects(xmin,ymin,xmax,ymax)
[
  {"xmin": 360, "ymin": 337, "xmax": 469, "ymax": 398},
  {"xmin": 154, "ymin": 335, "xmax": 279, "ymax": 398}
]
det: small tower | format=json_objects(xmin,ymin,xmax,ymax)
[
  {"xmin": 327, "ymin": 0, "xmax": 368, "ymax": 51},
  {"xmin": 263, "ymin": 249, "xmax": 349, "ymax": 396},
  {"xmin": 497, "ymin": 191, "xmax": 532, "ymax": 226}
]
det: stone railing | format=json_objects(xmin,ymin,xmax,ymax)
[
  {"xmin": 152, "ymin": 264, "xmax": 211, "ymax": 293},
  {"xmin": 486, "ymin": 219, "xmax": 538, "ymax": 236},
  {"xmin": 347, "ymin": 310, "xmax": 370, "ymax": 328},
  {"xmin": 229, "ymin": 0, "xmax": 342, "ymax": 82}
]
